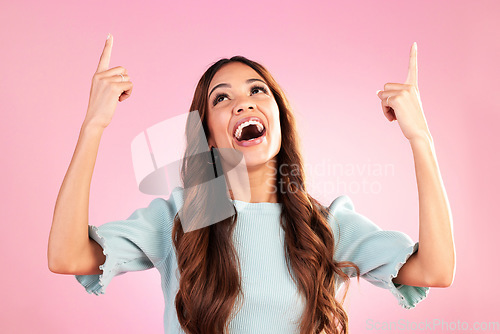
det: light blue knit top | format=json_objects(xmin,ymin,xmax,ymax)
[{"xmin": 75, "ymin": 187, "xmax": 429, "ymax": 333}]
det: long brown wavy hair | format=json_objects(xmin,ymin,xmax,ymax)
[{"xmin": 172, "ymin": 56, "xmax": 360, "ymax": 334}]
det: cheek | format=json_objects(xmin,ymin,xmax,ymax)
[
  {"xmin": 269, "ymin": 102, "xmax": 281, "ymax": 131},
  {"xmin": 260, "ymin": 98, "xmax": 279, "ymax": 116},
  {"xmin": 208, "ymin": 113, "xmax": 231, "ymax": 140}
]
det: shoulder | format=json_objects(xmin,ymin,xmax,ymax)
[
  {"xmin": 328, "ymin": 194, "xmax": 355, "ymax": 213},
  {"xmin": 124, "ymin": 186, "xmax": 185, "ymax": 232},
  {"xmin": 325, "ymin": 194, "xmax": 381, "ymax": 243},
  {"xmin": 149, "ymin": 186, "xmax": 185, "ymax": 216},
  {"xmin": 326, "ymin": 195, "xmax": 357, "ymax": 229}
]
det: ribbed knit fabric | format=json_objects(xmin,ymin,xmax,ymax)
[{"xmin": 75, "ymin": 187, "xmax": 429, "ymax": 333}]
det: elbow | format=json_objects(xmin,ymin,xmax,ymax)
[
  {"xmin": 429, "ymin": 275, "xmax": 454, "ymax": 288},
  {"xmin": 48, "ymin": 260, "xmax": 62, "ymax": 274},
  {"xmin": 48, "ymin": 254, "xmax": 72, "ymax": 274},
  {"xmin": 427, "ymin": 252, "xmax": 456, "ymax": 288},
  {"xmin": 47, "ymin": 248, "xmax": 63, "ymax": 274},
  {"xmin": 47, "ymin": 244, "xmax": 78, "ymax": 274},
  {"xmin": 441, "ymin": 258, "xmax": 456, "ymax": 287},
  {"xmin": 47, "ymin": 250, "xmax": 58, "ymax": 273},
  {"xmin": 49, "ymin": 261, "xmax": 76, "ymax": 275},
  {"xmin": 48, "ymin": 258, "xmax": 66, "ymax": 274},
  {"xmin": 427, "ymin": 267, "xmax": 455, "ymax": 288}
]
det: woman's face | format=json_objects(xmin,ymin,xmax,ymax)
[{"xmin": 206, "ymin": 62, "xmax": 281, "ymax": 168}]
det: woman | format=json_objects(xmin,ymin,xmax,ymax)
[{"xmin": 48, "ymin": 34, "xmax": 455, "ymax": 334}]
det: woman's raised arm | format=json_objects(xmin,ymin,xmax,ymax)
[
  {"xmin": 47, "ymin": 33, "xmax": 133, "ymax": 274},
  {"xmin": 376, "ymin": 43, "xmax": 455, "ymax": 287}
]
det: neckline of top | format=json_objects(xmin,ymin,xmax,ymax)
[{"xmin": 231, "ymin": 199, "xmax": 283, "ymax": 213}]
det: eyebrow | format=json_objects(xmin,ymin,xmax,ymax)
[{"xmin": 208, "ymin": 78, "xmax": 268, "ymax": 99}]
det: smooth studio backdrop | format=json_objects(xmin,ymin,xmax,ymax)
[{"xmin": 1, "ymin": 0, "xmax": 498, "ymax": 333}]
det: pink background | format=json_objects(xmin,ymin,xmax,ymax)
[{"xmin": 1, "ymin": 0, "xmax": 499, "ymax": 333}]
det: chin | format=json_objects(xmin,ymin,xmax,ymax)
[
  {"xmin": 218, "ymin": 133, "xmax": 280, "ymax": 169},
  {"xmin": 240, "ymin": 146, "xmax": 280, "ymax": 169}
]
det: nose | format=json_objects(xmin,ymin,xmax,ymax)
[{"xmin": 233, "ymin": 96, "xmax": 256, "ymax": 115}]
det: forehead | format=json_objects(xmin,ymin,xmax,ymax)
[{"xmin": 209, "ymin": 62, "xmax": 264, "ymax": 91}]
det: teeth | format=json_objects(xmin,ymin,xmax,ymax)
[{"xmin": 234, "ymin": 120, "xmax": 264, "ymax": 140}]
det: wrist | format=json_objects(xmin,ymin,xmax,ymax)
[
  {"xmin": 82, "ymin": 117, "xmax": 107, "ymax": 133},
  {"xmin": 409, "ymin": 131, "xmax": 433, "ymax": 147}
]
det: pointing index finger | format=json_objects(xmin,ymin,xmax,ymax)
[
  {"xmin": 96, "ymin": 33, "xmax": 113, "ymax": 73},
  {"xmin": 405, "ymin": 42, "xmax": 418, "ymax": 86}
]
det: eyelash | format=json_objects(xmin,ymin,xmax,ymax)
[{"xmin": 212, "ymin": 85, "xmax": 269, "ymax": 106}]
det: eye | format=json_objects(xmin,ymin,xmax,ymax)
[
  {"xmin": 250, "ymin": 85, "xmax": 268, "ymax": 95},
  {"xmin": 211, "ymin": 85, "xmax": 269, "ymax": 107},
  {"xmin": 212, "ymin": 93, "xmax": 228, "ymax": 106}
]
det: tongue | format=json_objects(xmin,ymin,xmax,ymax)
[{"xmin": 239, "ymin": 124, "xmax": 263, "ymax": 141}]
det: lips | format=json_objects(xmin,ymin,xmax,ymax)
[{"xmin": 232, "ymin": 116, "xmax": 266, "ymax": 139}]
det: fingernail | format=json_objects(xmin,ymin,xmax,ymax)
[
  {"xmin": 107, "ymin": 33, "xmax": 111, "ymax": 40},
  {"xmin": 376, "ymin": 90, "xmax": 382, "ymax": 95}
]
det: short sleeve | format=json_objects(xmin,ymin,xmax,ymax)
[
  {"xmin": 328, "ymin": 195, "xmax": 430, "ymax": 309},
  {"xmin": 75, "ymin": 190, "xmax": 182, "ymax": 295}
]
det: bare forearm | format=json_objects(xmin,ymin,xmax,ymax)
[
  {"xmin": 410, "ymin": 133, "xmax": 455, "ymax": 285},
  {"xmin": 48, "ymin": 120, "xmax": 105, "ymax": 272}
]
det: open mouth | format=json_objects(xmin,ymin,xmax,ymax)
[{"xmin": 233, "ymin": 119, "xmax": 266, "ymax": 144}]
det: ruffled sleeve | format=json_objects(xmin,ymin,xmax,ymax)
[
  {"xmin": 328, "ymin": 195, "xmax": 430, "ymax": 309},
  {"xmin": 75, "ymin": 188, "xmax": 183, "ymax": 295}
]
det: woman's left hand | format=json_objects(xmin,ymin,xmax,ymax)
[{"xmin": 376, "ymin": 42, "xmax": 431, "ymax": 141}]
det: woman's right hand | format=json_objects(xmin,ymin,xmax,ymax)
[{"xmin": 84, "ymin": 33, "xmax": 133, "ymax": 129}]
